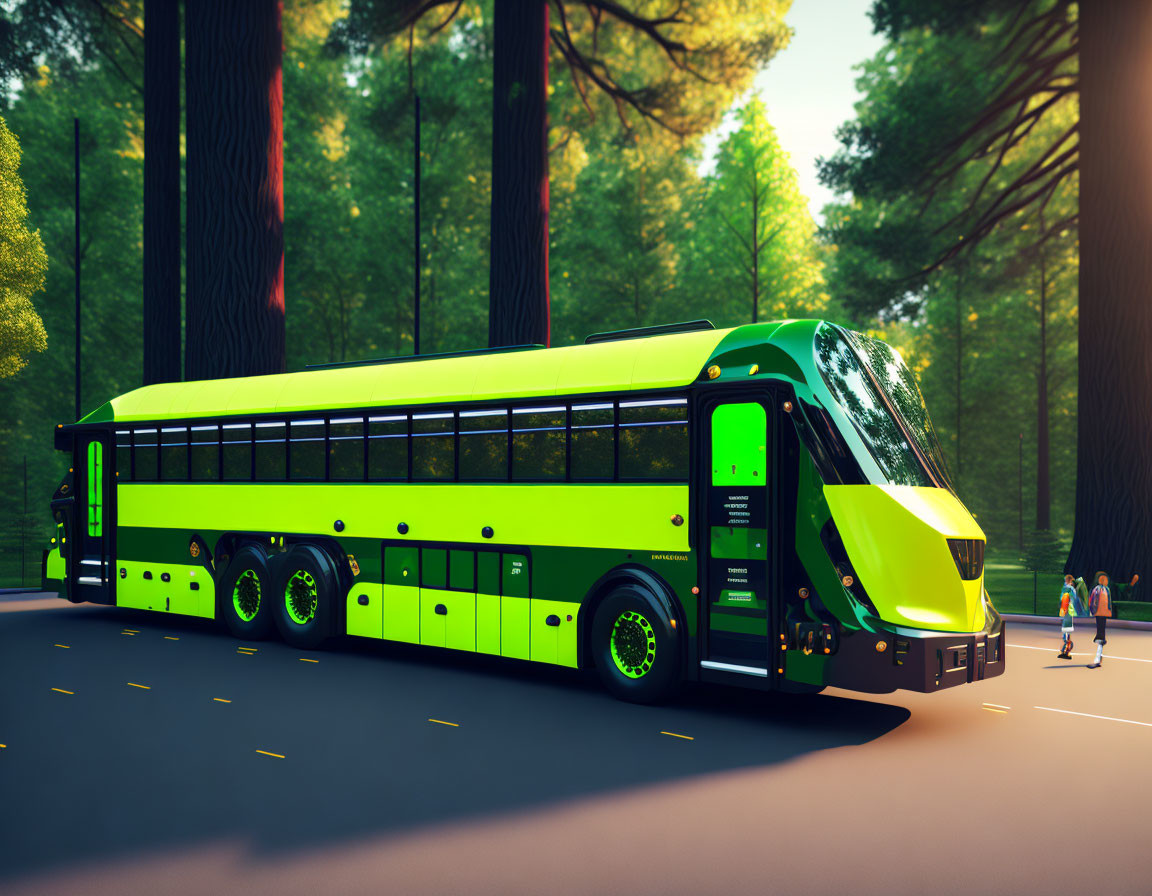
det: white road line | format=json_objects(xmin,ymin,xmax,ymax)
[
  {"xmin": 1034, "ymin": 706, "xmax": 1152, "ymax": 728},
  {"xmin": 1008, "ymin": 643, "xmax": 1152, "ymax": 664}
]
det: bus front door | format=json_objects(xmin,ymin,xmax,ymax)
[
  {"xmin": 701, "ymin": 400, "xmax": 775, "ymax": 681},
  {"xmin": 74, "ymin": 434, "xmax": 113, "ymax": 603}
]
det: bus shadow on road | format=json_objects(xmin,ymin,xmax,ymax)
[{"xmin": 0, "ymin": 606, "xmax": 910, "ymax": 882}]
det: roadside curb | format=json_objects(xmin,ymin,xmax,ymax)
[{"xmin": 1001, "ymin": 613, "xmax": 1152, "ymax": 631}]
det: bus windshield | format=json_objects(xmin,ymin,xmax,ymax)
[{"xmin": 814, "ymin": 323, "xmax": 952, "ymax": 489}]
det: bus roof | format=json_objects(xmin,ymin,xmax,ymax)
[{"xmin": 80, "ymin": 319, "xmax": 812, "ymax": 424}]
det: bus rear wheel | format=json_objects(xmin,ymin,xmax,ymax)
[
  {"xmin": 591, "ymin": 585, "xmax": 681, "ymax": 704},
  {"xmin": 219, "ymin": 544, "xmax": 276, "ymax": 640},
  {"xmin": 273, "ymin": 544, "xmax": 337, "ymax": 649}
]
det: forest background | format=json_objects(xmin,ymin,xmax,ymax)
[{"xmin": 0, "ymin": 0, "xmax": 1078, "ymax": 584}]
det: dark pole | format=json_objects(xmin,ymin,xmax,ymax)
[
  {"xmin": 414, "ymin": 93, "xmax": 421, "ymax": 356},
  {"xmin": 1018, "ymin": 432, "xmax": 1024, "ymax": 553},
  {"xmin": 74, "ymin": 117, "xmax": 81, "ymax": 422},
  {"xmin": 21, "ymin": 455, "xmax": 27, "ymax": 587}
]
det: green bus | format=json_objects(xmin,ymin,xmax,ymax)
[{"xmin": 43, "ymin": 319, "xmax": 1004, "ymax": 702}]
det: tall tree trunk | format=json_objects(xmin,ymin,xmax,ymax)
[
  {"xmin": 488, "ymin": 0, "xmax": 550, "ymax": 348},
  {"xmin": 954, "ymin": 270, "xmax": 963, "ymax": 482},
  {"xmin": 1036, "ymin": 215, "xmax": 1050, "ymax": 531},
  {"xmin": 1066, "ymin": 0, "xmax": 1152, "ymax": 581},
  {"xmin": 184, "ymin": 0, "xmax": 285, "ymax": 380},
  {"xmin": 143, "ymin": 0, "xmax": 181, "ymax": 385}
]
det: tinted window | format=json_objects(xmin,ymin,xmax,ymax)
[
  {"xmin": 618, "ymin": 399, "xmax": 688, "ymax": 480},
  {"xmin": 290, "ymin": 419, "xmax": 325, "ymax": 480},
  {"xmin": 116, "ymin": 430, "xmax": 132, "ymax": 481},
  {"xmin": 512, "ymin": 406, "xmax": 565, "ymax": 480},
  {"xmin": 222, "ymin": 423, "xmax": 252, "ymax": 481},
  {"xmin": 190, "ymin": 424, "xmax": 219, "ymax": 481},
  {"xmin": 329, "ymin": 417, "xmax": 364, "ymax": 481},
  {"xmin": 570, "ymin": 404, "xmax": 614, "ymax": 480},
  {"xmin": 460, "ymin": 409, "xmax": 507, "ymax": 480},
  {"xmin": 160, "ymin": 426, "xmax": 188, "ymax": 481},
  {"xmin": 254, "ymin": 421, "xmax": 286, "ymax": 480},
  {"xmin": 814, "ymin": 324, "xmax": 934, "ymax": 488},
  {"xmin": 133, "ymin": 428, "xmax": 158, "ymax": 481},
  {"xmin": 843, "ymin": 328, "xmax": 952, "ymax": 489},
  {"xmin": 368, "ymin": 415, "xmax": 407, "ymax": 480},
  {"xmin": 412, "ymin": 413, "xmax": 455, "ymax": 480}
]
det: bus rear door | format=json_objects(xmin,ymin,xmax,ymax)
[
  {"xmin": 699, "ymin": 399, "xmax": 776, "ymax": 684},
  {"xmin": 74, "ymin": 433, "xmax": 113, "ymax": 603}
]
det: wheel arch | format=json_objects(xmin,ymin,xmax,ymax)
[{"xmin": 578, "ymin": 563, "xmax": 687, "ymax": 670}]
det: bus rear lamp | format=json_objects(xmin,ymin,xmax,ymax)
[
  {"xmin": 691, "ymin": 586, "xmax": 700, "ymax": 595},
  {"xmin": 706, "ymin": 365, "xmax": 721, "ymax": 380},
  {"xmin": 749, "ymin": 364, "xmax": 759, "ymax": 375},
  {"xmin": 669, "ymin": 618, "xmax": 676, "ymax": 630},
  {"xmin": 782, "ymin": 401, "xmax": 793, "ymax": 413},
  {"xmin": 798, "ymin": 587, "xmax": 809, "ymax": 598},
  {"xmin": 875, "ymin": 641, "xmax": 888, "ymax": 653},
  {"xmin": 841, "ymin": 575, "xmax": 854, "ymax": 587}
]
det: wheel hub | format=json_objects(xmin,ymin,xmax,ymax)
[
  {"xmin": 610, "ymin": 610, "xmax": 656, "ymax": 679},
  {"xmin": 286, "ymin": 570, "xmax": 318, "ymax": 625},
  {"xmin": 233, "ymin": 569, "xmax": 261, "ymax": 622}
]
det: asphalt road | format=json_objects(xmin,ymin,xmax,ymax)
[{"xmin": 2, "ymin": 596, "xmax": 1150, "ymax": 895}]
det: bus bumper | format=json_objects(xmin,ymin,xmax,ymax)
[{"xmin": 822, "ymin": 623, "xmax": 1006, "ymax": 694}]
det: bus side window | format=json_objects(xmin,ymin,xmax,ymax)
[
  {"xmin": 619, "ymin": 399, "xmax": 688, "ymax": 480},
  {"xmin": 161, "ymin": 426, "xmax": 188, "ymax": 481},
  {"xmin": 116, "ymin": 430, "xmax": 132, "ymax": 481},
  {"xmin": 412, "ymin": 412, "xmax": 454, "ymax": 481},
  {"xmin": 570, "ymin": 403, "xmax": 614, "ymax": 480},
  {"xmin": 190, "ymin": 424, "xmax": 220, "ymax": 481},
  {"xmin": 133, "ymin": 428, "xmax": 159, "ymax": 481},
  {"xmin": 512, "ymin": 406, "xmax": 565, "ymax": 481},
  {"xmin": 459, "ymin": 409, "xmax": 508, "ymax": 480},
  {"xmin": 254, "ymin": 421, "xmax": 286, "ymax": 480},
  {"xmin": 329, "ymin": 416, "xmax": 365, "ymax": 481},
  {"xmin": 222, "ymin": 423, "xmax": 253, "ymax": 481},
  {"xmin": 289, "ymin": 419, "xmax": 325, "ymax": 480},
  {"xmin": 368, "ymin": 415, "xmax": 408, "ymax": 480}
]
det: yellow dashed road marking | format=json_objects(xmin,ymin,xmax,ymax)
[
  {"xmin": 213, "ymin": 698, "xmax": 232, "ymax": 703},
  {"xmin": 127, "ymin": 682, "xmax": 151, "ymax": 690},
  {"xmin": 54, "ymin": 644, "xmax": 70, "ymax": 649},
  {"xmin": 256, "ymin": 750, "xmax": 285, "ymax": 759},
  {"xmin": 164, "ymin": 636, "xmax": 179, "ymax": 641},
  {"xmin": 428, "ymin": 719, "xmax": 459, "ymax": 727},
  {"xmin": 299, "ymin": 658, "xmax": 319, "ymax": 663},
  {"xmin": 51, "ymin": 688, "xmax": 74, "ymax": 695},
  {"xmin": 660, "ymin": 731, "xmax": 695, "ymax": 740}
]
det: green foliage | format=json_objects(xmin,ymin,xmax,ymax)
[
  {"xmin": 0, "ymin": 115, "xmax": 48, "ymax": 377},
  {"xmin": 695, "ymin": 97, "xmax": 828, "ymax": 324},
  {"xmin": 820, "ymin": 0, "xmax": 1079, "ymax": 548}
]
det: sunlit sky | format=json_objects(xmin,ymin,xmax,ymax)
[{"xmin": 747, "ymin": 0, "xmax": 885, "ymax": 222}]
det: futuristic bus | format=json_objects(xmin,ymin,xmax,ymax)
[{"xmin": 43, "ymin": 319, "xmax": 1004, "ymax": 702}]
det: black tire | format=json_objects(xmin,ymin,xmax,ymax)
[
  {"xmin": 273, "ymin": 544, "xmax": 337, "ymax": 649},
  {"xmin": 218, "ymin": 544, "xmax": 277, "ymax": 640},
  {"xmin": 591, "ymin": 584, "xmax": 681, "ymax": 703}
]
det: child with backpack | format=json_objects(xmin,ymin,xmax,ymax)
[{"xmin": 1057, "ymin": 575, "xmax": 1083, "ymax": 659}]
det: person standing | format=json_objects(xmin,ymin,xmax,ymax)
[
  {"xmin": 1088, "ymin": 571, "xmax": 1112, "ymax": 668},
  {"xmin": 1087, "ymin": 571, "xmax": 1139, "ymax": 667},
  {"xmin": 1057, "ymin": 575, "xmax": 1078, "ymax": 659}
]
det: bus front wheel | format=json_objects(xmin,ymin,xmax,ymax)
[
  {"xmin": 591, "ymin": 585, "xmax": 681, "ymax": 704},
  {"xmin": 218, "ymin": 544, "xmax": 277, "ymax": 641},
  {"xmin": 273, "ymin": 544, "xmax": 337, "ymax": 649}
]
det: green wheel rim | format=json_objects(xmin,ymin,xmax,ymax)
[
  {"xmin": 285, "ymin": 569, "xmax": 318, "ymax": 625},
  {"xmin": 610, "ymin": 610, "xmax": 656, "ymax": 679},
  {"xmin": 232, "ymin": 568, "xmax": 261, "ymax": 622}
]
